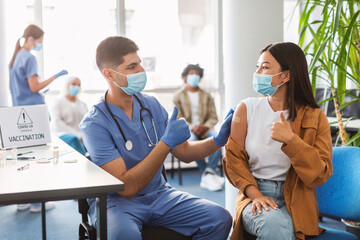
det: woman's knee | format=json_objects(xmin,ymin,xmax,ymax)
[
  {"xmin": 249, "ymin": 209, "xmax": 295, "ymax": 240},
  {"xmin": 256, "ymin": 223, "xmax": 294, "ymax": 240}
]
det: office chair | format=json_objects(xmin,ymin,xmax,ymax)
[
  {"xmin": 78, "ymin": 167, "xmax": 191, "ymax": 240},
  {"xmin": 312, "ymin": 146, "xmax": 360, "ymax": 239}
]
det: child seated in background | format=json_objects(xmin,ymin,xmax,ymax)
[
  {"xmin": 50, "ymin": 76, "xmax": 88, "ymax": 155},
  {"xmin": 173, "ymin": 64, "xmax": 224, "ymax": 191}
]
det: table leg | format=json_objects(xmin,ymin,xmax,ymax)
[
  {"xmin": 41, "ymin": 202, "xmax": 46, "ymax": 240},
  {"xmin": 96, "ymin": 194, "xmax": 107, "ymax": 240}
]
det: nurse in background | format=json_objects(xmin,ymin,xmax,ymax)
[
  {"xmin": 9, "ymin": 24, "xmax": 67, "ymax": 213},
  {"xmin": 50, "ymin": 76, "xmax": 88, "ymax": 156},
  {"xmin": 9, "ymin": 24, "xmax": 68, "ymax": 106}
]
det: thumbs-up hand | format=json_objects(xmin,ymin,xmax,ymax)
[
  {"xmin": 161, "ymin": 107, "xmax": 191, "ymax": 150},
  {"xmin": 271, "ymin": 111, "xmax": 294, "ymax": 144},
  {"xmin": 214, "ymin": 108, "xmax": 234, "ymax": 146}
]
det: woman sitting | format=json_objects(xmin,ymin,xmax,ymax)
[
  {"xmin": 223, "ymin": 42, "xmax": 333, "ymax": 240},
  {"xmin": 50, "ymin": 76, "xmax": 88, "ymax": 155}
]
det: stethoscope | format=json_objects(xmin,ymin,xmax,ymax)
[{"xmin": 104, "ymin": 90, "xmax": 158, "ymax": 151}]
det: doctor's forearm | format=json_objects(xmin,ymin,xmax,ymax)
[
  {"xmin": 120, "ymin": 141, "xmax": 170, "ymax": 199},
  {"xmin": 173, "ymin": 138, "xmax": 220, "ymax": 163}
]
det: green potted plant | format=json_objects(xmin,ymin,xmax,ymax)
[
  {"xmin": 298, "ymin": 0, "xmax": 360, "ymax": 146},
  {"xmin": 298, "ymin": 0, "xmax": 360, "ymax": 236}
]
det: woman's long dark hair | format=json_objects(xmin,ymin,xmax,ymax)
[
  {"xmin": 261, "ymin": 42, "xmax": 319, "ymax": 121},
  {"xmin": 9, "ymin": 24, "xmax": 44, "ymax": 68}
]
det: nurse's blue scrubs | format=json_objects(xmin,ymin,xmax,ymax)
[
  {"xmin": 80, "ymin": 93, "xmax": 232, "ymax": 240},
  {"xmin": 9, "ymin": 49, "xmax": 46, "ymax": 209},
  {"xmin": 9, "ymin": 49, "xmax": 44, "ymax": 106}
]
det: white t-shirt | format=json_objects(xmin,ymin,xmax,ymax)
[
  {"xmin": 187, "ymin": 90, "xmax": 200, "ymax": 126},
  {"xmin": 242, "ymin": 97, "xmax": 291, "ymax": 181},
  {"xmin": 50, "ymin": 96, "xmax": 88, "ymax": 138}
]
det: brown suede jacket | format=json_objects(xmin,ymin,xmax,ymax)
[{"xmin": 223, "ymin": 104, "xmax": 333, "ymax": 240}]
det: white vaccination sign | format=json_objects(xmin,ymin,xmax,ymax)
[{"xmin": 0, "ymin": 105, "xmax": 51, "ymax": 148}]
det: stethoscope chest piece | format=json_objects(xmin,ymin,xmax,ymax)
[
  {"xmin": 104, "ymin": 90, "xmax": 157, "ymax": 152},
  {"xmin": 125, "ymin": 140, "xmax": 133, "ymax": 151}
]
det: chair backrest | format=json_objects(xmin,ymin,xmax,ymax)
[
  {"xmin": 316, "ymin": 146, "xmax": 360, "ymax": 221},
  {"xmin": 78, "ymin": 198, "xmax": 90, "ymax": 222}
]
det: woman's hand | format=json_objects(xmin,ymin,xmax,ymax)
[
  {"xmin": 245, "ymin": 185, "xmax": 278, "ymax": 215},
  {"xmin": 271, "ymin": 111, "xmax": 294, "ymax": 144},
  {"xmin": 251, "ymin": 195, "xmax": 278, "ymax": 215}
]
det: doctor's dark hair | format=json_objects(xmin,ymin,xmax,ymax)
[
  {"xmin": 181, "ymin": 64, "xmax": 204, "ymax": 80},
  {"xmin": 9, "ymin": 24, "xmax": 44, "ymax": 68},
  {"xmin": 261, "ymin": 42, "xmax": 319, "ymax": 121},
  {"xmin": 96, "ymin": 36, "xmax": 139, "ymax": 71}
]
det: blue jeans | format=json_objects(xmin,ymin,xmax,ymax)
[
  {"xmin": 189, "ymin": 129, "xmax": 222, "ymax": 173},
  {"xmin": 241, "ymin": 179, "xmax": 295, "ymax": 240}
]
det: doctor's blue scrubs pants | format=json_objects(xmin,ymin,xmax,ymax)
[{"xmin": 90, "ymin": 185, "xmax": 232, "ymax": 240}]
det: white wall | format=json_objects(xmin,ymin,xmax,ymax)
[{"xmin": 223, "ymin": 0, "xmax": 284, "ymax": 217}]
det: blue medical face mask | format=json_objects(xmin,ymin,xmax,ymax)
[
  {"xmin": 68, "ymin": 85, "xmax": 80, "ymax": 97},
  {"xmin": 253, "ymin": 72, "xmax": 284, "ymax": 96},
  {"xmin": 187, "ymin": 74, "xmax": 200, "ymax": 87},
  {"xmin": 32, "ymin": 43, "xmax": 43, "ymax": 51},
  {"xmin": 111, "ymin": 70, "xmax": 147, "ymax": 95}
]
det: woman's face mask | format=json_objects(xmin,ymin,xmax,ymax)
[
  {"xmin": 253, "ymin": 72, "xmax": 284, "ymax": 96},
  {"xmin": 68, "ymin": 85, "xmax": 80, "ymax": 97},
  {"xmin": 187, "ymin": 74, "xmax": 201, "ymax": 87},
  {"xmin": 111, "ymin": 69, "xmax": 147, "ymax": 95},
  {"xmin": 32, "ymin": 43, "xmax": 43, "ymax": 51}
]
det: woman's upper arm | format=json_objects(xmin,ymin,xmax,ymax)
[{"xmin": 230, "ymin": 102, "xmax": 247, "ymax": 149}]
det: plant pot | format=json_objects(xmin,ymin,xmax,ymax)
[{"xmin": 341, "ymin": 219, "xmax": 360, "ymax": 238}]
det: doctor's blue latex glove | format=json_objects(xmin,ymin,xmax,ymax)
[
  {"xmin": 54, "ymin": 70, "xmax": 68, "ymax": 79},
  {"xmin": 213, "ymin": 108, "xmax": 234, "ymax": 147},
  {"xmin": 161, "ymin": 107, "xmax": 191, "ymax": 150}
]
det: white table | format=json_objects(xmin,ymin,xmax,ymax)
[
  {"xmin": 328, "ymin": 117, "xmax": 360, "ymax": 132},
  {"xmin": 0, "ymin": 136, "xmax": 124, "ymax": 240}
]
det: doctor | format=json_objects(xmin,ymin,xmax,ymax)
[{"xmin": 80, "ymin": 36, "xmax": 233, "ymax": 240}]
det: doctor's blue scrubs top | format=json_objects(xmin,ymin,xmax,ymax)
[
  {"xmin": 9, "ymin": 49, "xmax": 44, "ymax": 106},
  {"xmin": 79, "ymin": 93, "xmax": 169, "ymax": 199}
]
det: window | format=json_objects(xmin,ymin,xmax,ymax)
[
  {"xmin": 5, "ymin": 0, "xmax": 36, "ymax": 71},
  {"xmin": 5, "ymin": 0, "xmax": 220, "ymax": 112},
  {"xmin": 123, "ymin": 0, "xmax": 218, "ymax": 111},
  {"xmin": 42, "ymin": 0, "xmax": 117, "ymax": 91}
]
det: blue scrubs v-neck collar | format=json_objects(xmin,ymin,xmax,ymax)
[{"xmin": 105, "ymin": 95, "xmax": 141, "ymax": 124}]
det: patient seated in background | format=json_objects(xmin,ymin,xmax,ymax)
[{"xmin": 50, "ymin": 76, "xmax": 88, "ymax": 155}]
